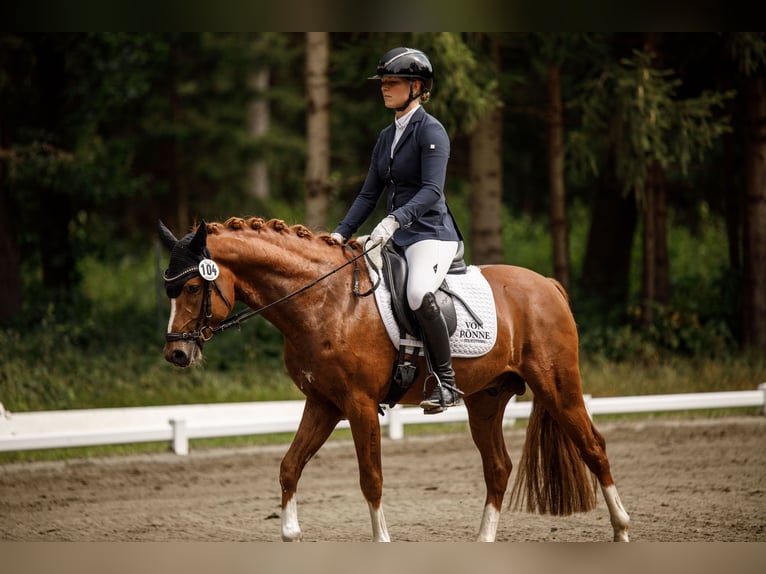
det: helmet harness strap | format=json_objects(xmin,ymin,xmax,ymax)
[{"xmin": 395, "ymin": 79, "xmax": 424, "ymax": 113}]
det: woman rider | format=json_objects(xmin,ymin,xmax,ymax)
[{"xmin": 331, "ymin": 47, "xmax": 464, "ymax": 414}]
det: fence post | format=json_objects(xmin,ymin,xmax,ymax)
[
  {"xmin": 386, "ymin": 405, "xmax": 404, "ymax": 440},
  {"xmin": 169, "ymin": 418, "xmax": 189, "ymax": 455},
  {"xmin": 759, "ymin": 383, "xmax": 766, "ymax": 416},
  {"xmin": 503, "ymin": 395, "xmax": 518, "ymax": 427},
  {"xmin": 583, "ymin": 394, "xmax": 593, "ymax": 421}
]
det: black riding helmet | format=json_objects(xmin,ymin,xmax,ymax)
[{"xmin": 370, "ymin": 47, "xmax": 433, "ymax": 111}]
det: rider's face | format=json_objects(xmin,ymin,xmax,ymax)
[{"xmin": 380, "ymin": 77, "xmax": 417, "ymax": 110}]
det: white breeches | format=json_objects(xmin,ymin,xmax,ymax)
[{"xmin": 404, "ymin": 239, "xmax": 459, "ymax": 311}]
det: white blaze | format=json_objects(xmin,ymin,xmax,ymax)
[{"xmin": 167, "ymin": 299, "xmax": 177, "ymax": 334}]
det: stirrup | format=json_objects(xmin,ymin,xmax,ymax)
[{"xmin": 420, "ymin": 376, "xmax": 463, "ymax": 415}]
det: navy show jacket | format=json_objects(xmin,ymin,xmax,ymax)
[{"xmin": 334, "ymin": 106, "xmax": 463, "ymax": 247}]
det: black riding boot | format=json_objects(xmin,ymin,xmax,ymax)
[{"xmin": 415, "ymin": 292, "xmax": 463, "ymax": 414}]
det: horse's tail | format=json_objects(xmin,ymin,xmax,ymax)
[{"xmin": 509, "ymin": 397, "xmax": 598, "ymax": 515}]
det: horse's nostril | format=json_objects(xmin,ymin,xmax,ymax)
[{"xmin": 170, "ymin": 349, "xmax": 188, "ymax": 366}]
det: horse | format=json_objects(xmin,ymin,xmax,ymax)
[{"xmin": 158, "ymin": 216, "xmax": 630, "ymax": 542}]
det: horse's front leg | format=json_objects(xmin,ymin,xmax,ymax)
[
  {"xmin": 346, "ymin": 398, "xmax": 390, "ymax": 542},
  {"xmin": 279, "ymin": 396, "xmax": 342, "ymax": 541}
]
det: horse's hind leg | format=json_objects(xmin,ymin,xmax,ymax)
[
  {"xmin": 279, "ymin": 397, "xmax": 342, "ymax": 541},
  {"xmin": 535, "ymin": 370, "xmax": 630, "ymax": 541},
  {"xmin": 576, "ymin": 413, "xmax": 630, "ymax": 541},
  {"xmin": 464, "ymin": 381, "xmax": 516, "ymax": 542}
]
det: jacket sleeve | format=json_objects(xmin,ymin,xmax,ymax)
[
  {"xmin": 333, "ymin": 132, "xmax": 388, "ymax": 239},
  {"xmin": 390, "ymin": 117, "xmax": 450, "ymax": 229}
]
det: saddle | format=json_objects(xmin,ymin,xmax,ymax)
[{"xmin": 378, "ymin": 242, "xmax": 481, "ymax": 408}]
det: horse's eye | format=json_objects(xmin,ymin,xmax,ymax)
[{"xmin": 187, "ymin": 284, "xmax": 202, "ymax": 295}]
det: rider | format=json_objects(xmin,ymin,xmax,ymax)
[{"xmin": 330, "ymin": 47, "xmax": 464, "ymax": 414}]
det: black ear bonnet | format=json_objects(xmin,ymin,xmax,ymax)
[
  {"xmin": 159, "ymin": 221, "xmax": 211, "ymax": 299},
  {"xmin": 164, "ymin": 236, "xmax": 212, "ymax": 298}
]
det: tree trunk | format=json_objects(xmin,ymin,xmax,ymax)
[
  {"xmin": 641, "ymin": 178, "xmax": 656, "ymax": 325},
  {"xmin": 653, "ymin": 163, "xmax": 669, "ymax": 305},
  {"xmin": 36, "ymin": 36, "xmax": 78, "ymax": 298},
  {"xmin": 304, "ymin": 32, "xmax": 330, "ymax": 231},
  {"xmin": 172, "ymin": 133, "xmax": 189, "ymax": 234},
  {"xmin": 0, "ymin": 73, "xmax": 22, "ymax": 323},
  {"xmin": 0, "ymin": 166, "xmax": 22, "ymax": 323},
  {"xmin": 742, "ymin": 74, "xmax": 766, "ymax": 351},
  {"xmin": 640, "ymin": 161, "xmax": 668, "ymax": 324},
  {"xmin": 169, "ymin": 44, "xmax": 189, "ymax": 234},
  {"xmin": 40, "ymin": 188, "xmax": 77, "ymax": 293},
  {"xmin": 247, "ymin": 68, "xmax": 270, "ymax": 200},
  {"xmin": 546, "ymin": 62, "xmax": 570, "ymax": 292},
  {"xmin": 581, "ymin": 150, "xmax": 638, "ymax": 320},
  {"xmin": 722, "ymin": 131, "xmax": 742, "ymax": 273},
  {"xmin": 469, "ymin": 105, "xmax": 504, "ymax": 264}
]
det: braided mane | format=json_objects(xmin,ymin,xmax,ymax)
[{"xmin": 203, "ymin": 216, "xmax": 359, "ymax": 248}]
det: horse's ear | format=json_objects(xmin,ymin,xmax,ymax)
[
  {"xmin": 188, "ymin": 220, "xmax": 208, "ymax": 255},
  {"xmin": 158, "ymin": 220, "xmax": 178, "ymax": 250}
]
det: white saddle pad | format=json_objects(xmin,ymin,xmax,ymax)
[{"xmin": 361, "ymin": 239, "xmax": 497, "ymax": 358}]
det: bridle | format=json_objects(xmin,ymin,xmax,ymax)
[
  {"xmin": 164, "ymin": 264, "xmax": 233, "ymax": 345},
  {"xmin": 164, "ymin": 240, "xmax": 382, "ymax": 346}
]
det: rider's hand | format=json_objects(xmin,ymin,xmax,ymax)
[
  {"xmin": 370, "ymin": 216, "xmax": 399, "ymax": 247},
  {"xmin": 330, "ymin": 232, "xmax": 345, "ymax": 244}
]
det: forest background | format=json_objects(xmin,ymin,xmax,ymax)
[{"xmin": 0, "ymin": 32, "xmax": 764, "ymax": 420}]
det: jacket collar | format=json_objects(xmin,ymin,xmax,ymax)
[{"xmin": 390, "ymin": 106, "xmax": 425, "ymax": 157}]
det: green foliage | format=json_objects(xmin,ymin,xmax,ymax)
[
  {"xmin": 580, "ymin": 352, "xmax": 766, "ymax": 398},
  {"xmin": 502, "ymin": 209, "xmax": 553, "ymax": 275},
  {"xmin": 725, "ymin": 32, "xmax": 766, "ymax": 76},
  {"xmin": 5, "ymin": 34, "xmax": 164, "ymax": 204},
  {"xmin": 526, "ymin": 33, "xmax": 606, "ymax": 75},
  {"xmin": 568, "ymin": 49, "xmax": 734, "ymax": 200},
  {"xmin": 503, "ymin": 200, "xmax": 740, "ymax": 361},
  {"xmin": 416, "ymin": 32, "xmax": 502, "ymax": 135},
  {"xmin": 0, "ymin": 321, "xmax": 300, "ymax": 412},
  {"xmin": 578, "ymin": 306, "xmax": 735, "ymax": 364},
  {"xmin": 0, "ymin": 246, "xmax": 296, "ymax": 412}
]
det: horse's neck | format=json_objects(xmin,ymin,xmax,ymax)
[{"xmin": 210, "ymin": 231, "xmax": 346, "ymax": 332}]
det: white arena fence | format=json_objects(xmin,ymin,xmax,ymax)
[{"xmin": 1, "ymin": 385, "xmax": 765, "ymax": 456}]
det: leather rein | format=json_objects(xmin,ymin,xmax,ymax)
[{"xmin": 164, "ymin": 241, "xmax": 381, "ymax": 346}]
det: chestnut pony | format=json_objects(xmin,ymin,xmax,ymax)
[{"xmin": 159, "ymin": 216, "xmax": 630, "ymax": 542}]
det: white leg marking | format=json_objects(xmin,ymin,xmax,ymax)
[
  {"xmin": 602, "ymin": 484, "xmax": 630, "ymax": 541},
  {"xmin": 477, "ymin": 503, "xmax": 500, "ymax": 542},
  {"xmin": 167, "ymin": 299, "xmax": 177, "ymax": 333},
  {"xmin": 368, "ymin": 502, "xmax": 390, "ymax": 542},
  {"xmin": 281, "ymin": 496, "xmax": 302, "ymax": 541}
]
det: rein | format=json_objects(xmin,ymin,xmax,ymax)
[{"xmin": 166, "ymin": 241, "xmax": 380, "ymax": 345}]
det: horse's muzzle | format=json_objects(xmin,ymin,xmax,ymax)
[{"xmin": 164, "ymin": 342, "xmax": 199, "ymax": 367}]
